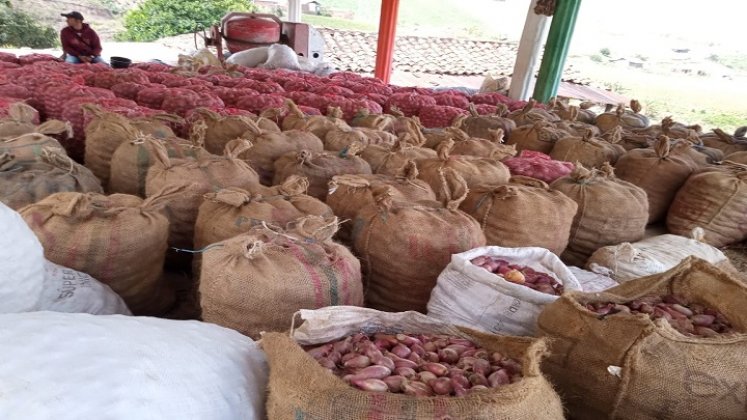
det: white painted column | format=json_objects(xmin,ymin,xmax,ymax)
[
  {"xmin": 288, "ymin": 0, "xmax": 302, "ymax": 22},
  {"xmin": 508, "ymin": 0, "xmax": 550, "ymax": 100}
]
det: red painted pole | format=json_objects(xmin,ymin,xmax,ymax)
[{"xmin": 374, "ymin": 0, "xmax": 400, "ymax": 83}]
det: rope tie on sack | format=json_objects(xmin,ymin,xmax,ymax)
[{"xmin": 534, "ymin": 0, "xmax": 555, "ymax": 16}]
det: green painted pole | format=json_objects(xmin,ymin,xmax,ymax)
[{"xmin": 532, "ymin": 0, "xmax": 582, "ymax": 102}]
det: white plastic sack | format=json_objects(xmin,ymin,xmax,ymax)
[
  {"xmin": 225, "ymin": 47, "xmax": 270, "ymax": 67},
  {"xmin": 0, "ymin": 312, "xmax": 268, "ymax": 420},
  {"xmin": 0, "ymin": 202, "xmax": 130, "ymax": 315},
  {"xmin": 39, "ymin": 261, "xmax": 131, "ymax": 315},
  {"xmin": 567, "ymin": 266, "xmax": 618, "ymax": 292},
  {"xmin": 427, "ymin": 246, "xmax": 582, "ymax": 336},
  {"xmin": 586, "ymin": 228, "xmax": 728, "ymax": 283},
  {"xmin": 260, "ymin": 44, "xmax": 300, "ymax": 70},
  {"xmin": 0, "ymin": 202, "xmax": 45, "ymax": 312},
  {"xmin": 292, "ymin": 306, "xmax": 467, "ymax": 346}
]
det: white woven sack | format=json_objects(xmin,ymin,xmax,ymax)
[
  {"xmin": 0, "ymin": 202, "xmax": 45, "ymax": 312},
  {"xmin": 226, "ymin": 47, "xmax": 270, "ymax": 67},
  {"xmin": 39, "ymin": 261, "xmax": 131, "ymax": 315},
  {"xmin": 427, "ymin": 246, "xmax": 581, "ymax": 336},
  {"xmin": 567, "ymin": 266, "xmax": 618, "ymax": 293},
  {"xmin": 0, "ymin": 312, "xmax": 268, "ymax": 420},
  {"xmin": 586, "ymin": 228, "xmax": 728, "ymax": 283}
]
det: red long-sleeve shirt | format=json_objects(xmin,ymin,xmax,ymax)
[{"xmin": 60, "ymin": 24, "xmax": 102, "ymax": 57}]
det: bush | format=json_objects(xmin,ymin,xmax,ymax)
[
  {"xmin": 119, "ymin": 0, "xmax": 256, "ymax": 42},
  {"xmin": 0, "ymin": 6, "xmax": 58, "ymax": 48}
]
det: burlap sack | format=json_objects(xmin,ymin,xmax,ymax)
[
  {"xmin": 537, "ymin": 257, "xmax": 747, "ymax": 420},
  {"xmin": 194, "ymin": 177, "xmax": 333, "ymax": 249},
  {"xmin": 459, "ymin": 103, "xmax": 517, "ymax": 139},
  {"xmin": 0, "ymin": 103, "xmax": 71, "ymax": 139},
  {"xmin": 361, "ymin": 140, "xmax": 437, "ymax": 176},
  {"xmin": 0, "ymin": 149, "xmax": 102, "ymax": 209},
  {"xmin": 262, "ymin": 307, "xmax": 564, "ymax": 420},
  {"xmin": 19, "ymin": 191, "xmax": 175, "ymax": 315},
  {"xmin": 199, "ymin": 216, "xmax": 364, "ymax": 339},
  {"xmin": 352, "ymin": 169, "xmax": 486, "ymax": 312},
  {"xmin": 595, "ymin": 100, "xmax": 650, "ymax": 132},
  {"xmin": 461, "ymin": 176, "xmax": 578, "ymax": 255},
  {"xmin": 352, "ymin": 127, "xmax": 398, "ymax": 147},
  {"xmin": 417, "ymin": 139, "xmax": 511, "ymax": 193},
  {"xmin": 615, "ymin": 137, "xmax": 696, "ymax": 223},
  {"xmin": 236, "ymin": 121, "xmax": 324, "ymax": 186},
  {"xmin": 634, "ymin": 116, "xmax": 702, "ymax": 141},
  {"xmin": 282, "ymin": 103, "xmax": 350, "ymax": 138},
  {"xmin": 726, "ymin": 151, "xmax": 747, "ymax": 165},
  {"xmin": 81, "ymin": 104, "xmax": 181, "ymax": 185},
  {"xmin": 273, "ymin": 143, "xmax": 372, "ymax": 199},
  {"xmin": 324, "ymin": 126, "xmax": 370, "ymax": 151},
  {"xmin": 0, "ymin": 132, "xmax": 66, "ymax": 163},
  {"xmin": 667, "ymin": 162, "xmax": 747, "ymax": 247},
  {"xmin": 350, "ymin": 109, "xmax": 397, "ymax": 131},
  {"xmin": 326, "ymin": 162, "xmax": 436, "ymax": 243},
  {"xmin": 109, "ymin": 135, "xmax": 206, "ymax": 197},
  {"xmin": 188, "ymin": 108, "xmax": 278, "ymax": 155},
  {"xmin": 450, "ymin": 128, "xmax": 518, "ymax": 160},
  {"xmin": 507, "ymin": 100, "xmax": 559, "ymax": 126},
  {"xmin": 422, "ymin": 124, "xmax": 469, "ymax": 149},
  {"xmin": 506, "ymin": 121, "xmax": 568, "ymax": 154},
  {"xmin": 549, "ymin": 129, "xmax": 625, "ymax": 167},
  {"xmin": 145, "ymin": 139, "xmax": 261, "ymax": 251},
  {"xmin": 699, "ymin": 126, "xmax": 747, "ymax": 156},
  {"xmin": 551, "ymin": 164, "xmax": 649, "ymax": 266}
]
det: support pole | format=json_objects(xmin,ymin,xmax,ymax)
[
  {"xmin": 288, "ymin": 0, "xmax": 302, "ymax": 23},
  {"xmin": 508, "ymin": 0, "xmax": 550, "ymax": 101},
  {"xmin": 532, "ymin": 0, "xmax": 582, "ymax": 102},
  {"xmin": 374, "ymin": 0, "xmax": 400, "ymax": 83}
]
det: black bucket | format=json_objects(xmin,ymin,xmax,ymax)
[{"xmin": 110, "ymin": 56, "xmax": 132, "ymax": 69}]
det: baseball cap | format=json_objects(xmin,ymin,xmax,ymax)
[{"xmin": 61, "ymin": 11, "xmax": 84, "ymax": 20}]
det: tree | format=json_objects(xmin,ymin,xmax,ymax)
[
  {"xmin": 119, "ymin": 0, "xmax": 256, "ymax": 42},
  {"xmin": 0, "ymin": 4, "xmax": 57, "ymax": 48}
]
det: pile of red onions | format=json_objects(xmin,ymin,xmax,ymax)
[
  {"xmin": 470, "ymin": 256, "xmax": 565, "ymax": 296},
  {"xmin": 585, "ymin": 294, "xmax": 736, "ymax": 337},
  {"xmin": 306, "ymin": 332, "xmax": 523, "ymax": 396}
]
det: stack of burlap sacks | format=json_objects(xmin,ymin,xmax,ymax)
[{"xmin": 3, "ymin": 95, "xmax": 747, "ymax": 420}]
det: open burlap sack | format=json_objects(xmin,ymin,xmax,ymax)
[
  {"xmin": 0, "ymin": 132, "xmax": 67, "ymax": 163},
  {"xmin": 188, "ymin": 108, "xmax": 279, "ymax": 155},
  {"xmin": 0, "ymin": 149, "xmax": 102, "ymax": 209},
  {"xmin": 352, "ymin": 169, "xmax": 486, "ymax": 312},
  {"xmin": 537, "ymin": 257, "xmax": 747, "ymax": 420},
  {"xmin": 326, "ymin": 161, "xmax": 436, "ymax": 243},
  {"xmin": 199, "ymin": 216, "xmax": 364, "ymax": 339},
  {"xmin": 262, "ymin": 306, "xmax": 564, "ymax": 420},
  {"xmin": 667, "ymin": 162, "xmax": 747, "ymax": 247},
  {"xmin": 549, "ymin": 128, "xmax": 625, "ymax": 168},
  {"xmin": 551, "ymin": 163, "xmax": 648, "ymax": 266},
  {"xmin": 361, "ymin": 140, "xmax": 437, "ymax": 176},
  {"xmin": 19, "ymin": 190, "xmax": 176, "ymax": 315},
  {"xmin": 83, "ymin": 105, "xmax": 182, "ymax": 185},
  {"xmin": 417, "ymin": 139, "xmax": 510, "ymax": 194},
  {"xmin": 459, "ymin": 103, "xmax": 517, "ymax": 139},
  {"xmin": 145, "ymin": 139, "xmax": 261, "ymax": 252},
  {"xmin": 506, "ymin": 121, "xmax": 568, "ymax": 154},
  {"xmin": 460, "ymin": 176, "xmax": 578, "ymax": 255},
  {"xmin": 451, "ymin": 128, "xmax": 518, "ymax": 160},
  {"xmin": 282, "ymin": 102, "xmax": 350, "ymax": 138},
  {"xmin": 194, "ymin": 176, "xmax": 332, "ymax": 250},
  {"xmin": 273, "ymin": 143, "xmax": 372, "ymax": 199},
  {"xmin": 109, "ymin": 135, "xmax": 206, "ymax": 197},
  {"xmin": 615, "ymin": 137, "xmax": 696, "ymax": 223}
]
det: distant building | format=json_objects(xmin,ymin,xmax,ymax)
[{"xmin": 303, "ymin": 1, "xmax": 322, "ymax": 15}]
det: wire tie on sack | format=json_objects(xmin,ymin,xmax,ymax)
[{"xmin": 171, "ymin": 243, "xmax": 223, "ymax": 254}]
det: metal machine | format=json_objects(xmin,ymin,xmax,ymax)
[{"xmin": 198, "ymin": 13, "xmax": 325, "ymax": 62}]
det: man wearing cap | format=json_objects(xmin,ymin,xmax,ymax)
[{"xmin": 60, "ymin": 12, "xmax": 105, "ymax": 64}]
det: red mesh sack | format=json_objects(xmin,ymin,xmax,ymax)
[
  {"xmin": 234, "ymin": 79, "xmax": 285, "ymax": 94},
  {"xmin": 470, "ymin": 92, "xmax": 512, "ymax": 106},
  {"xmin": 384, "ymin": 92, "xmax": 437, "ymax": 116},
  {"xmin": 502, "ymin": 150, "xmax": 575, "ymax": 183},
  {"xmin": 0, "ymin": 52, "xmax": 19, "ymax": 64},
  {"xmin": 160, "ymin": 88, "xmax": 224, "ymax": 116},
  {"xmin": 235, "ymin": 93, "xmax": 285, "ymax": 113},
  {"xmin": 310, "ymin": 85, "xmax": 355, "ymax": 98},
  {"xmin": 136, "ymin": 86, "xmax": 170, "ymax": 109},
  {"xmin": 0, "ymin": 84, "xmax": 29, "ymax": 99},
  {"xmin": 42, "ymin": 85, "xmax": 115, "ymax": 120},
  {"xmin": 17, "ymin": 54, "xmax": 59, "ymax": 66},
  {"xmin": 433, "ymin": 92, "xmax": 470, "ymax": 109},
  {"xmin": 418, "ymin": 105, "xmax": 469, "ymax": 128}
]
